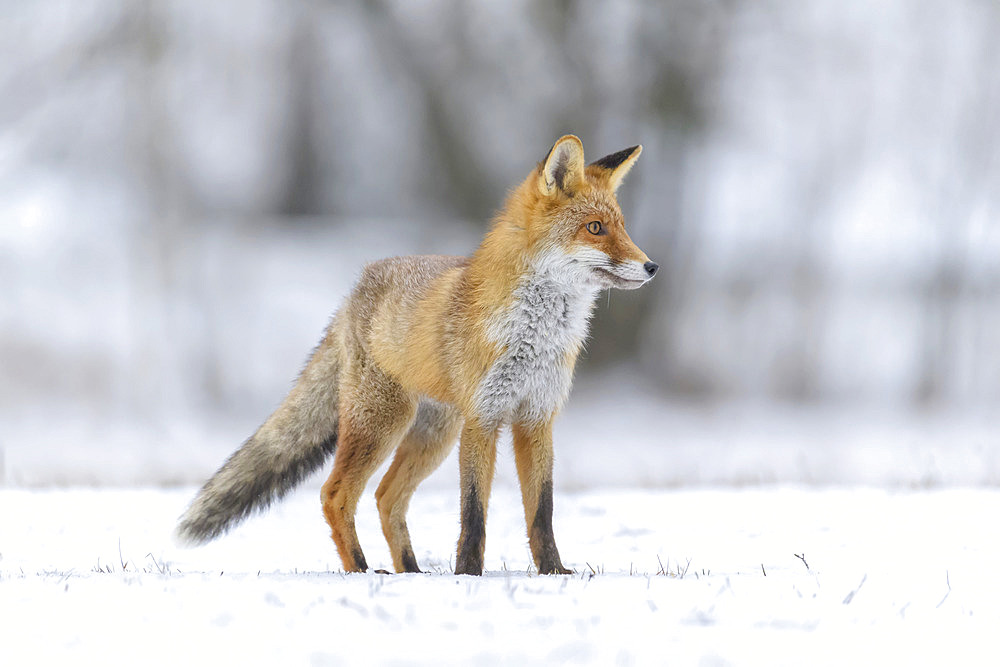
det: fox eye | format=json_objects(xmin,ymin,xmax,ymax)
[{"xmin": 586, "ymin": 220, "xmax": 604, "ymax": 235}]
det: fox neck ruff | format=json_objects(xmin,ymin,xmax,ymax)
[{"xmin": 472, "ymin": 248, "xmax": 600, "ymax": 426}]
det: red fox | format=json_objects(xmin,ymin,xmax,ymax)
[{"xmin": 176, "ymin": 135, "xmax": 657, "ymax": 575}]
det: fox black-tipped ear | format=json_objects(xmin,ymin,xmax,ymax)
[
  {"xmin": 588, "ymin": 144, "xmax": 642, "ymax": 192},
  {"xmin": 539, "ymin": 135, "xmax": 586, "ymax": 197}
]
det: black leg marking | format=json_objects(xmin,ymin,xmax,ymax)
[
  {"xmin": 455, "ymin": 483, "xmax": 486, "ymax": 575},
  {"xmin": 351, "ymin": 547, "xmax": 368, "ymax": 573},
  {"xmin": 530, "ymin": 480, "xmax": 570, "ymax": 575},
  {"xmin": 400, "ymin": 547, "xmax": 421, "ymax": 574}
]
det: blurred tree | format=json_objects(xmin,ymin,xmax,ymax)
[
  {"xmin": 4, "ymin": 0, "xmax": 1000, "ymax": 416},
  {"xmin": 585, "ymin": 0, "xmax": 732, "ymax": 371}
]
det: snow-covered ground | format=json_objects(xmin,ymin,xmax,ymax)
[{"xmin": 2, "ymin": 484, "xmax": 997, "ymax": 665}]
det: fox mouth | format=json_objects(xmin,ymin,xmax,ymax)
[{"xmin": 592, "ymin": 267, "xmax": 648, "ymax": 290}]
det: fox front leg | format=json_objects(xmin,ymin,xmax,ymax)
[
  {"xmin": 455, "ymin": 422, "xmax": 498, "ymax": 575},
  {"xmin": 512, "ymin": 420, "xmax": 572, "ymax": 575}
]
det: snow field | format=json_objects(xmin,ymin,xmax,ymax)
[{"xmin": 2, "ymin": 485, "xmax": 998, "ymax": 665}]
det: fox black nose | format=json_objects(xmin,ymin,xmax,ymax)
[{"xmin": 644, "ymin": 261, "xmax": 659, "ymax": 277}]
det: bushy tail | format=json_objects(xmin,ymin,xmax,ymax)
[{"xmin": 175, "ymin": 340, "xmax": 341, "ymax": 546}]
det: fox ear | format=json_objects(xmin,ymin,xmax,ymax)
[
  {"xmin": 538, "ymin": 135, "xmax": 586, "ymax": 197},
  {"xmin": 587, "ymin": 145, "xmax": 642, "ymax": 192}
]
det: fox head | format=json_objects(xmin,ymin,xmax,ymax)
[{"xmin": 500, "ymin": 134, "xmax": 657, "ymax": 291}]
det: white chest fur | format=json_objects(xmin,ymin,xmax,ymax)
[{"xmin": 475, "ymin": 272, "xmax": 598, "ymax": 425}]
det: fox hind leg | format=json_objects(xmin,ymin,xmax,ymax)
[
  {"xmin": 376, "ymin": 400, "xmax": 462, "ymax": 573},
  {"xmin": 321, "ymin": 362, "xmax": 416, "ymax": 573}
]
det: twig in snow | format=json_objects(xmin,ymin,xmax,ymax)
[
  {"xmin": 842, "ymin": 574, "xmax": 867, "ymax": 605},
  {"xmin": 794, "ymin": 553, "xmax": 809, "ymax": 571},
  {"xmin": 145, "ymin": 553, "xmax": 170, "ymax": 575},
  {"xmin": 761, "ymin": 563, "xmax": 767, "ymax": 577},
  {"xmin": 936, "ymin": 571, "xmax": 951, "ymax": 608}
]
